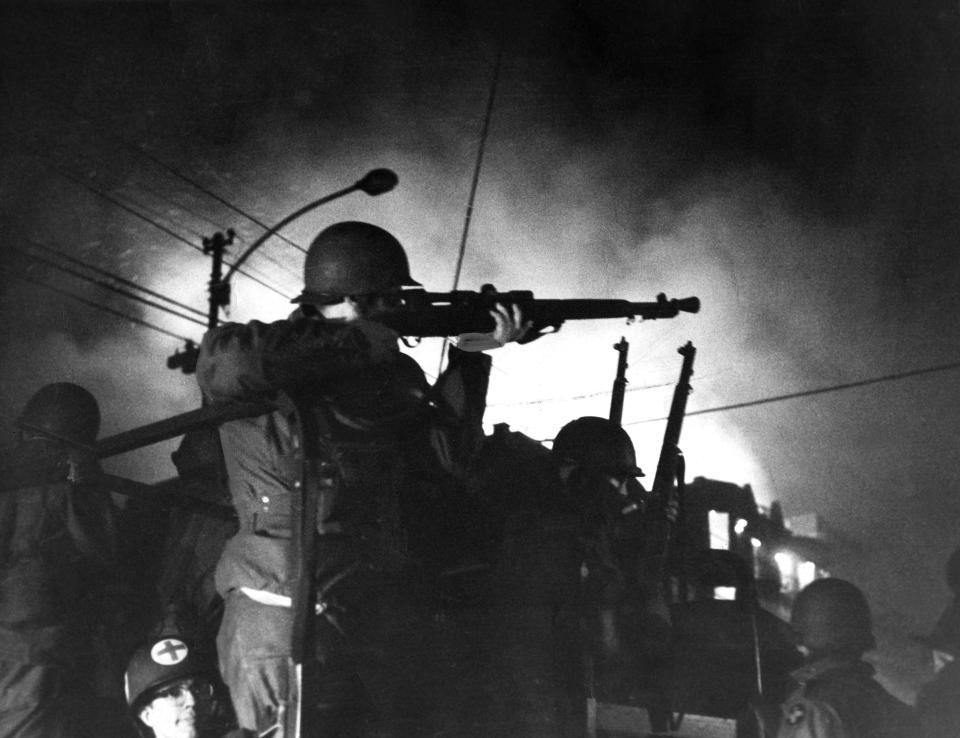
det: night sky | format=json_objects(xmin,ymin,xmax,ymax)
[{"xmin": 2, "ymin": 0, "xmax": 960, "ymax": 699}]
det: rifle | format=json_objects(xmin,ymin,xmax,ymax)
[
  {"xmin": 280, "ymin": 393, "xmax": 325, "ymax": 738},
  {"xmin": 649, "ymin": 342, "xmax": 696, "ymax": 594},
  {"xmin": 609, "ymin": 337, "xmax": 629, "ymax": 425},
  {"xmin": 381, "ymin": 285, "xmax": 699, "ymax": 341}
]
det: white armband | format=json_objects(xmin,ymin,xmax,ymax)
[{"xmin": 453, "ymin": 332, "xmax": 504, "ymax": 352}]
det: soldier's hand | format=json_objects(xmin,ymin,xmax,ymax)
[
  {"xmin": 454, "ymin": 303, "xmax": 532, "ymax": 352},
  {"xmin": 665, "ymin": 495, "xmax": 680, "ymax": 523},
  {"xmin": 489, "ymin": 303, "xmax": 532, "ymax": 346}
]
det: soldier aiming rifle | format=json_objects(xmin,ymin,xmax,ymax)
[{"xmin": 86, "ymin": 214, "xmax": 700, "ymax": 737}]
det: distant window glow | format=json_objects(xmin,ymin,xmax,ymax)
[
  {"xmin": 714, "ymin": 586, "xmax": 737, "ymax": 601},
  {"xmin": 709, "ymin": 511, "xmax": 730, "ymax": 550},
  {"xmin": 774, "ymin": 551, "xmax": 795, "ymax": 592},
  {"xmin": 734, "ymin": 518, "xmax": 748, "ymax": 536},
  {"xmin": 797, "ymin": 561, "xmax": 817, "ymax": 590},
  {"xmin": 751, "ymin": 537, "xmax": 762, "ymax": 549}
]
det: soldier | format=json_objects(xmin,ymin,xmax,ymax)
[
  {"xmin": 0, "ymin": 382, "xmax": 125, "ymax": 737},
  {"xmin": 469, "ymin": 416, "xmax": 658, "ymax": 735},
  {"xmin": 195, "ymin": 221, "xmax": 527, "ymax": 736},
  {"xmin": 125, "ymin": 618, "xmax": 246, "ymax": 738},
  {"xmin": 554, "ymin": 418, "xmax": 672, "ymax": 718},
  {"xmin": 916, "ymin": 546, "xmax": 960, "ymax": 738},
  {"xmin": 549, "ymin": 417, "xmax": 665, "ymax": 657},
  {"xmin": 775, "ymin": 578, "xmax": 918, "ymax": 738}
]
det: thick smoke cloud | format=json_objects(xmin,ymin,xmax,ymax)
[{"xmin": 2, "ymin": 0, "xmax": 959, "ymax": 697}]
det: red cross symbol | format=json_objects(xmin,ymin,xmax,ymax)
[
  {"xmin": 151, "ymin": 638, "xmax": 189, "ymax": 665},
  {"xmin": 787, "ymin": 703, "xmax": 806, "ymax": 725}
]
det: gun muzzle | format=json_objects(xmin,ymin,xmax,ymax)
[{"xmin": 675, "ymin": 296, "xmax": 700, "ymax": 314}]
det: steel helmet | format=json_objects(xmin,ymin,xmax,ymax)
[
  {"xmin": 292, "ymin": 221, "xmax": 420, "ymax": 305},
  {"xmin": 17, "ymin": 382, "xmax": 100, "ymax": 446},
  {"xmin": 791, "ymin": 578, "xmax": 876, "ymax": 655},
  {"xmin": 552, "ymin": 416, "xmax": 643, "ymax": 477},
  {"xmin": 124, "ymin": 634, "xmax": 214, "ymax": 715}
]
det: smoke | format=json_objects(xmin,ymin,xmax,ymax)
[{"xmin": 3, "ymin": 0, "xmax": 960, "ymax": 696}]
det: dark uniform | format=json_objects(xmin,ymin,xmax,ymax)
[
  {"xmin": 450, "ymin": 417, "xmax": 659, "ymax": 736},
  {"xmin": 777, "ymin": 657, "xmax": 918, "ymax": 738},
  {"xmin": 917, "ymin": 657, "xmax": 960, "ymax": 738},
  {"xmin": 775, "ymin": 578, "xmax": 918, "ymax": 738},
  {"xmin": 916, "ymin": 547, "xmax": 960, "ymax": 738},
  {"xmin": 196, "ymin": 222, "xmax": 499, "ymax": 737},
  {"xmin": 0, "ymin": 383, "xmax": 123, "ymax": 738}
]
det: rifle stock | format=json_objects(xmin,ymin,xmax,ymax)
[{"xmin": 382, "ymin": 285, "xmax": 699, "ymax": 340}]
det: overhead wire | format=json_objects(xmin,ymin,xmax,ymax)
[
  {"xmin": 53, "ymin": 144, "xmax": 305, "ymax": 280},
  {"xmin": 3, "ymin": 269, "xmax": 196, "ymax": 343},
  {"xmin": 28, "ymin": 90, "xmax": 309, "ymax": 255},
  {"xmin": 15, "ymin": 245, "xmax": 207, "ymax": 329},
  {"xmin": 25, "ymin": 239, "xmax": 206, "ymax": 319},
  {"xmin": 16, "ymin": 128, "xmax": 304, "ymax": 282},
  {"xmin": 518, "ymin": 359, "xmax": 960, "ymax": 443},
  {"xmin": 437, "ymin": 44, "xmax": 504, "ymax": 376},
  {"xmin": 46, "ymin": 144, "xmax": 245, "ymax": 240},
  {"xmin": 37, "ymin": 147, "xmax": 303, "ymax": 282},
  {"xmin": 43, "ymin": 161, "xmax": 293, "ymax": 300},
  {"xmin": 487, "ymin": 378, "xmax": 677, "ymax": 409},
  {"xmin": 622, "ymin": 359, "xmax": 960, "ymax": 426},
  {"xmin": 121, "ymin": 140, "xmax": 309, "ymax": 255}
]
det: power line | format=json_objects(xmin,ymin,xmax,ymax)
[
  {"xmin": 29, "ymin": 91, "xmax": 309, "ymax": 255},
  {"xmin": 4, "ymin": 270, "xmax": 196, "ymax": 343},
  {"xmin": 55, "ymin": 146, "xmax": 234, "ymax": 239},
  {"xmin": 623, "ymin": 359, "xmax": 960, "ymax": 426},
  {"xmin": 43, "ymin": 161, "xmax": 293, "ymax": 300},
  {"xmin": 34, "ymin": 143, "xmax": 303, "ymax": 282},
  {"xmin": 16, "ymin": 246, "xmax": 207, "ymax": 328},
  {"xmin": 26, "ymin": 239, "xmax": 206, "ymax": 319},
  {"xmin": 487, "ymin": 379, "xmax": 676, "ymax": 409},
  {"xmin": 124, "ymin": 142, "xmax": 309, "ymax": 255},
  {"xmin": 14, "ymin": 118, "xmax": 303, "ymax": 283},
  {"xmin": 438, "ymin": 46, "xmax": 504, "ymax": 376}
]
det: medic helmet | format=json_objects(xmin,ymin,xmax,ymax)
[
  {"xmin": 124, "ymin": 633, "xmax": 214, "ymax": 715},
  {"xmin": 791, "ymin": 578, "xmax": 876, "ymax": 656},
  {"xmin": 552, "ymin": 416, "xmax": 643, "ymax": 477},
  {"xmin": 17, "ymin": 382, "xmax": 100, "ymax": 446},
  {"xmin": 292, "ymin": 221, "xmax": 420, "ymax": 305}
]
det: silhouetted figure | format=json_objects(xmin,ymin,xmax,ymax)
[
  {"xmin": 0, "ymin": 383, "xmax": 126, "ymax": 737},
  {"xmin": 196, "ymin": 221, "xmax": 526, "ymax": 736},
  {"xmin": 916, "ymin": 545, "xmax": 960, "ymax": 738},
  {"xmin": 776, "ymin": 578, "xmax": 918, "ymax": 738},
  {"xmin": 463, "ymin": 416, "xmax": 658, "ymax": 736}
]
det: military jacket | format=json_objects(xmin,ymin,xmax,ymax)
[
  {"xmin": 776, "ymin": 657, "xmax": 918, "ymax": 738},
  {"xmin": 0, "ymin": 460, "xmax": 118, "ymax": 664},
  {"xmin": 196, "ymin": 316, "xmax": 491, "ymax": 598},
  {"xmin": 917, "ymin": 657, "xmax": 960, "ymax": 738}
]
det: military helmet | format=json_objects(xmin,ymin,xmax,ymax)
[
  {"xmin": 124, "ymin": 634, "xmax": 213, "ymax": 714},
  {"xmin": 552, "ymin": 416, "xmax": 643, "ymax": 477},
  {"xmin": 292, "ymin": 221, "xmax": 420, "ymax": 305},
  {"xmin": 791, "ymin": 578, "xmax": 876, "ymax": 655},
  {"xmin": 17, "ymin": 382, "xmax": 100, "ymax": 446}
]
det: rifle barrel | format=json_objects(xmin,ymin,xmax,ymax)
[{"xmin": 383, "ymin": 293, "xmax": 700, "ymax": 338}]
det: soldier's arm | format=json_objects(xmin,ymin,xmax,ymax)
[
  {"xmin": 196, "ymin": 318, "xmax": 393, "ymax": 402},
  {"xmin": 420, "ymin": 346, "xmax": 492, "ymax": 479},
  {"xmin": 454, "ymin": 302, "xmax": 531, "ymax": 352}
]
